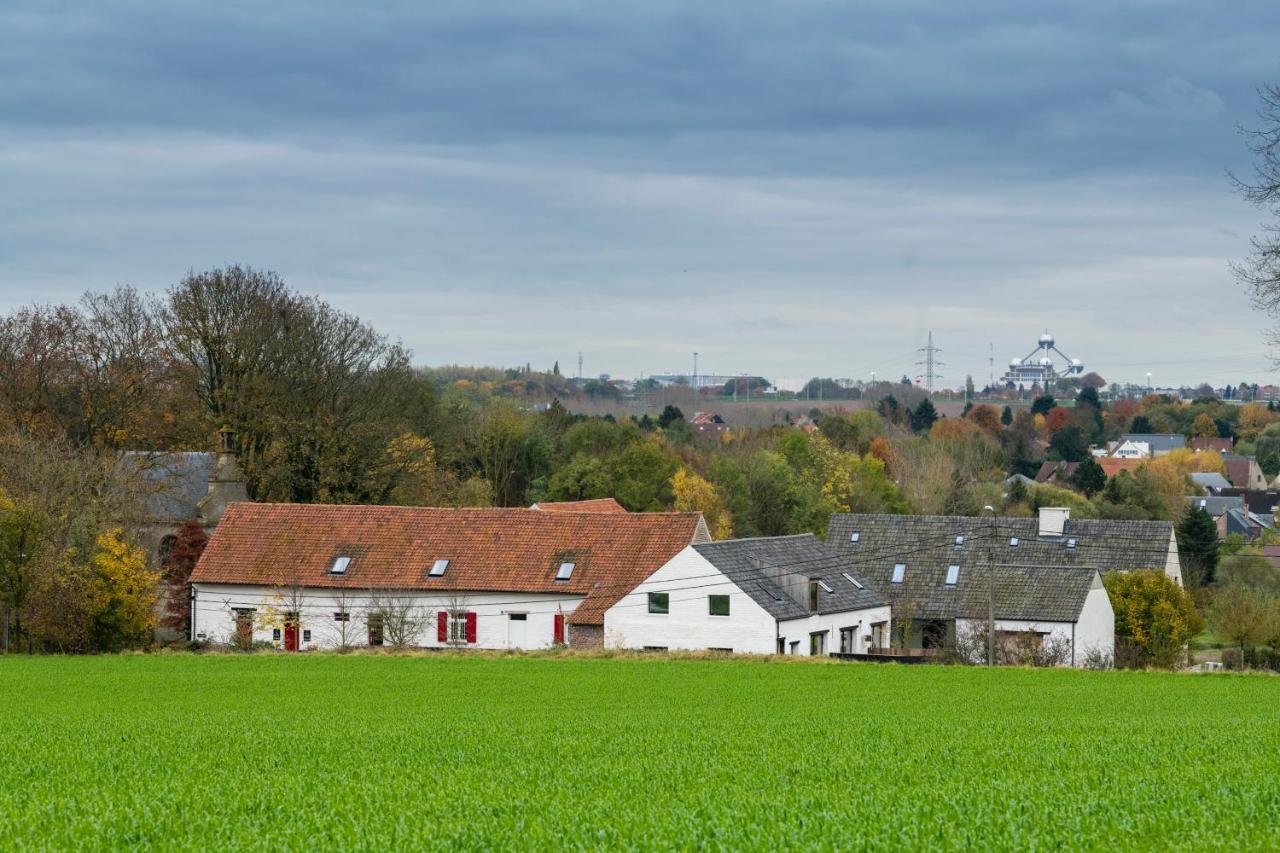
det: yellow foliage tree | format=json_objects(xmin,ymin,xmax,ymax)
[
  {"xmin": 1191, "ymin": 413, "xmax": 1218, "ymax": 438},
  {"xmin": 671, "ymin": 468, "xmax": 732, "ymax": 539},
  {"xmin": 1160, "ymin": 446, "xmax": 1226, "ymax": 476},
  {"xmin": 1237, "ymin": 402, "xmax": 1271, "ymax": 441},
  {"xmin": 89, "ymin": 528, "xmax": 160, "ymax": 650}
]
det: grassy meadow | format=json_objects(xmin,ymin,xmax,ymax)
[{"xmin": 1, "ymin": 654, "xmax": 1278, "ymax": 850}]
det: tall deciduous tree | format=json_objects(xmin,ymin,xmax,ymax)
[
  {"xmin": 1233, "ymin": 84, "xmax": 1280, "ymax": 346},
  {"xmin": 1104, "ymin": 570, "xmax": 1203, "ymax": 669}
]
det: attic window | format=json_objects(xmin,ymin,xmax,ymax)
[
  {"xmin": 849, "ymin": 532, "xmax": 860, "ymax": 543},
  {"xmin": 841, "ymin": 572, "xmax": 864, "ymax": 590},
  {"xmin": 1066, "ymin": 539, "xmax": 1077, "ymax": 549},
  {"xmin": 945, "ymin": 565, "xmax": 960, "ymax": 586},
  {"xmin": 429, "ymin": 559, "xmax": 449, "ymax": 577},
  {"xmin": 891, "ymin": 563, "xmax": 906, "ymax": 584},
  {"xmin": 330, "ymin": 556, "xmax": 351, "ymax": 575},
  {"xmin": 817, "ymin": 580, "xmax": 833, "ymax": 593},
  {"xmin": 1009, "ymin": 537, "xmax": 1020, "ymax": 548},
  {"xmin": 555, "ymin": 562, "xmax": 576, "ymax": 581},
  {"xmin": 954, "ymin": 535, "xmax": 965, "ymax": 546}
]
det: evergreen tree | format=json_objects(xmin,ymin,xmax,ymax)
[
  {"xmin": 1001, "ymin": 405, "xmax": 1014, "ymax": 426},
  {"xmin": 657, "ymin": 405, "xmax": 684, "ymax": 429},
  {"xmin": 910, "ymin": 399, "xmax": 938, "ymax": 433},
  {"xmin": 1069, "ymin": 457, "xmax": 1106, "ymax": 497},
  {"xmin": 1176, "ymin": 505, "xmax": 1220, "ymax": 587},
  {"xmin": 1030, "ymin": 395, "xmax": 1056, "ymax": 416},
  {"xmin": 552, "ymin": 361, "xmax": 560, "ymax": 376},
  {"xmin": 1049, "ymin": 424, "xmax": 1088, "ymax": 462},
  {"xmin": 1130, "ymin": 415, "xmax": 1153, "ymax": 434}
]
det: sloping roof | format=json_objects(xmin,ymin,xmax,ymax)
[
  {"xmin": 1119, "ymin": 434, "xmax": 1186, "ymax": 453},
  {"xmin": 1185, "ymin": 495, "xmax": 1245, "ymax": 518},
  {"xmin": 1223, "ymin": 456, "xmax": 1259, "ymax": 488},
  {"xmin": 826, "ymin": 513, "xmax": 1172, "ymax": 622},
  {"xmin": 191, "ymin": 503, "xmax": 706, "ymax": 625},
  {"xmin": 1191, "ymin": 472, "xmax": 1232, "ymax": 492},
  {"xmin": 119, "ymin": 452, "xmax": 214, "ymax": 522},
  {"xmin": 530, "ymin": 498, "xmax": 627, "ymax": 514},
  {"xmin": 692, "ymin": 534, "xmax": 887, "ymax": 620},
  {"xmin": 1035, "ymin": 458, "xmax": 1143, "ymax": 484},
  {"xmin": 1218, "ymin": 489, "xmax": 1280, "ymax": 514},
  {"xmin": 1190, "ymin": 437, "xmax": 1233, "ymax": 453}
]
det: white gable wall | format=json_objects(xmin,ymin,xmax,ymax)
[
  {"xmin": 603, "ymin": 546, "xmax": 778, "ymax": 653},
  {"xmin": 191, "ymin": 583, "xmax": 583, "ymax": 650},
  {"xmin": 1163, "ymin": 530, "xmax": 1184, "ymax": 585}
]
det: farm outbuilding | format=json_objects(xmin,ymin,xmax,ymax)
[{"xmin": 190, "ymin": 503, "xmax": 708, "ymax": 651}]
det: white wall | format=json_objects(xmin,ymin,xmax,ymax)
[
  {"xmin": 1075, "ymin": 574, "xmax": 1115, "ymax": 665},
  {"xmin": 1163, "ymin": 530, "xmax": 1184, "ymax": 586},
  {"xmin": 778, "ymin": 606, "xmax": 892, "ymax": 656},
  {"xmin": 602, "ymin": 547, "xmax": 778, "ymax": 654},
  {"xmin": 191, "ymin": 583, "xmax": 584, "ymax": 650}
]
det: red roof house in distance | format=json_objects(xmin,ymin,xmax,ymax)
[
  {"xmin": 530, "ymin": 498, "xmax": 626, "ymax": 514},
  {"xmin": 190, "ymin": 503, "xmax": 708, "ymax": 651}
]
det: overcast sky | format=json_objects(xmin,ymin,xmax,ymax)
[{"xmin": 3, "ymin": 2, "xmax": 1279, "ymax": 388}]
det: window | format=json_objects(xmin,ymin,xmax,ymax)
[
  {"xmin": 839, "ymin": 627, "xmax": 857, "ymax": 654},
  {"xmin": 332, "ymin": 611, "xmax": 350, "ymax": 623},
  {"xmin": 1009, "ymin": 537, "xmax": 1020, "ymax": 548},
  {"xmin": 1066, "ymin": 538, "xmax": 1077, "ymax": 549},
  {"xmin": 777, "ymin": 638, "xmax": 786, "ymax": 654},
  {"xmin": 810, "ymin": 631, "xmax": 828, "ymax": 656},
  {"xmin": 817, "ymin": 580, "xmax": 833, "ymax": 593},
  {"xmin": 643, "ymin": 646, "xmax": 669, "ymax": 652},
  {"xmin": 808, "ymin": 581, "xmax": 820, "ymax": 612},
  {"xmin": 945, "ymin": 564, "xmax": 960, "ymax": 586},
  {"xmin": 449, "ymin": 612, "xmax": 468, "ymax": 643},
  {"xmin": 302, "ymin": 629, "xmax": 311, "ymax": 643},
  {"xmin": 367, "ymin": 614, "xmax": 384, "ymax": 647},
  {"xmin": 954, "ymin": 535, "xmax": 965, "ymax": 547},
  {"xmin": 708, "ymin": 594, "xmax": 730, "ymax": 616},
  {"xmin": 709, "ymin": 647, "xmax": 732, "ymax": 654},
  {"xmin": 891, "ymin": 563, "xmax": 906, "ymax": 584},
  {"xmin": 849, "ymin": 532, "xmax": 860, "ymax": 543},
  {"xmin": 429, "ymin": 559, "xmax": 449, "ymax": 577},
  {"xmin": 508, "ymin": 613, "xmax": 527, "ymax": 621},
  {"xmin": 841, "ymin": 572, "xmax": 864, "ymax": 589},
  {"xmin": 330, "ymin": 556, "xmax": 351, "ymax": 574},
  {"xmin": 789, "ymin": 641, "xmax": 800, "ymax": 655},
  {"xmin": 555, "ymin": 561, "xmax": 575, "ymax": 581},
  {"xmin": 648, "ymin": 592, "xmax": 669, "ymax": 614}
]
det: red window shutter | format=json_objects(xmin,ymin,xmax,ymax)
[
  {"xmin": 553, "ymin": 613, "xmax": 565, "ymax": 645},
  {"xmin": 465, "ymin": 611, "xmax": 477, "ymax": 644},
  {"xmin": 437, "ymin": 611, "xmax": 448, "ymax": 643}
]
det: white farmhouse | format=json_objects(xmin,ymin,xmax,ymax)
[
  {"xmin": 604, "ymin": 534, "xmax": 890, "ymax": 656},
  {"xmin": 189, "ymin": 502, "xmax": 708, "ymax": 651}
]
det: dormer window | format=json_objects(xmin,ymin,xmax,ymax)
[
  {"xmin": 330, "ymin": 556, "xmax": 351, "ymax": 575},
  {"xmin": 849, "ymin": 532, "xmax": 860, "ymax": 543},
  {"xmin": 555, "ymin": 562, "xmax": 576, "ymax": 581},
  {"xmin": 891, "ymin": 563, "xmax": 905, "ymax": 584},
  {"xmin": 945, "ymin": 565, "xmax": 960, "ymax": 586},
  {"xmin": 429, "ymin": 559, "xmax": 449, "ymax": 577}
]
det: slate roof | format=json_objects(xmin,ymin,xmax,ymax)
[
  {"xmin": 1190, "ymin": 472, "xmax": 1232, "ymax": 492},
  {"xmin": 530, "ymin": 498, "xmax": 626, "ymax": 514},
  {"xmin": 692, "ymin": 534, "xmax": 887, "ymax": 620},
  {"xmin": 1185, "ymin": 495, "xmax": 1244, "ymax": 518},
  {"xmin": 826, "ymin": 513, "xmax": 1173, "ymax": 622},
  {"xmin": 191, "ymin": 503, "xmax": 707, "ymax": 625},
  {"xmin": 119, "ymin": 452, "xmax": 214, "ymax": 522},
  {"xmin": 1118, "ymin": 433, "xmax": 1186, "ymax": 454}
]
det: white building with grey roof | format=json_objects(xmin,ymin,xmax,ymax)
[
  {"xmin": 823, "ymin": 507, "xmax": 1178, "ymax": 666},
  {"xmin": 603, "ymin": 534, "xmax": 890, "ymax": 656}
]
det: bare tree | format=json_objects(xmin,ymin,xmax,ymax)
[
  {"xmin": 367, "ymin": 589, "xmax": 426, "ymax": 649},
  {"xmin": 328, "ymin": 588, "xmax": 360, "ymax": 651},
  {"xmin": 1233, "ymin": 84, "xmax": 1280, "ymax": 354}
]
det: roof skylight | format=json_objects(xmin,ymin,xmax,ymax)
[
  {"xmin": 555, "ymin": 561, "xmax": 576, "ymax": 581},
  {"xmin": 841, "ymin": 572, "xmax": 864, "ymax": 589},
  {"xmin": 429, "ymin": 559, "xmax": 449, "ymax": 577},
  {"xmin": 849, "ymin": 532, "xmax": 860, "ymax": 543},
  {"xmin": 955, "ymin": 535, "xmax": 965, "ymax": 546},
  {"xmin": 891, "ymin": 563, "xmax": 905, "ymax": 584},
  {"xmin": 817, "ymin": 580, "xmax": 833, "ymax": 593},
  {"xmin": 330, "ymin": 556, "xmax": 351, "ymax": 575},
  {"xmin": 945, "ymin": 565, "xmax": 960, "ymax": 586},
  {"xmin": 1009, "ymin": 537, "xmax": 1020, "ymax": 548}
]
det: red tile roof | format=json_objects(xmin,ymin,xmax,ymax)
[
  {"xmin": 191, "ymin": 503, "xmax": 707, "ymax": 624},
  {"xmin": 530, "ymin": 498, "xmax": 626, "ymax": 514}
]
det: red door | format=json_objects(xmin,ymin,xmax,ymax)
[{"xmin": 284, "ymin": 620, "xmax": 299, "ymax": 651}]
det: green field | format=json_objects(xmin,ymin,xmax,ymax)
[{"xmin": 2, "ymin": 655, "xmax": 1279, "ymax": 850}]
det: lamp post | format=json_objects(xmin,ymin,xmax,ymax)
[{"xmin": 983, "ymin": 505, "xmax": 997, "ymax": 667}]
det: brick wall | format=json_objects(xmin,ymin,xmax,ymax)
[{"xmin": 570, "ymin": 624, "xmax": 603, "ymax": 649}]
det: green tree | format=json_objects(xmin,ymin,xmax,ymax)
[
  {"xmin": 1176, "ymin": 505, "xmax": 1220, "ymax": 587},
  {"xmin": 1210, "ymin": 585, "xmax": 1269, "ymax": 665},
  {"xmin": 1001, "ymin": 405, "xmax": 1014, "ymax": 426},
  {"xmin": 657, "ymin": 405, "xmax": 684, "ymax": 429},
  {"xmin": 1030, "ymin": 395, "xmax": 1056, "ymax": 416},
  {"xmin": 910, "ymin": 399, "xmax": 938, "ymax": 433},
  {"xmin": 1104, "ymin": 570, "xmax": 1203, "ymax": 669},
  {"xmin": 1255, "ymin": 423, "xmax": 1280, "ymax": 478},
  {"xmin": 1069, "ymin": 457, "xmax": 1107, "ymax": 496},
  {"xmin": 1131, "ymin": 415, "xmax": 1154, "ymax": 434},
  {"xmin": 609, "ymin": 439, "xmax": 680, "ymax": 511},
  {"xmin": 1049, "ymin": 424, "xmax": 1088, "ymax": 463}
]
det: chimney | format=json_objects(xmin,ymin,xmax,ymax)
[{"xmin": 1038, "ymin": 507, "xmax": 1069, "ymax": 538}]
